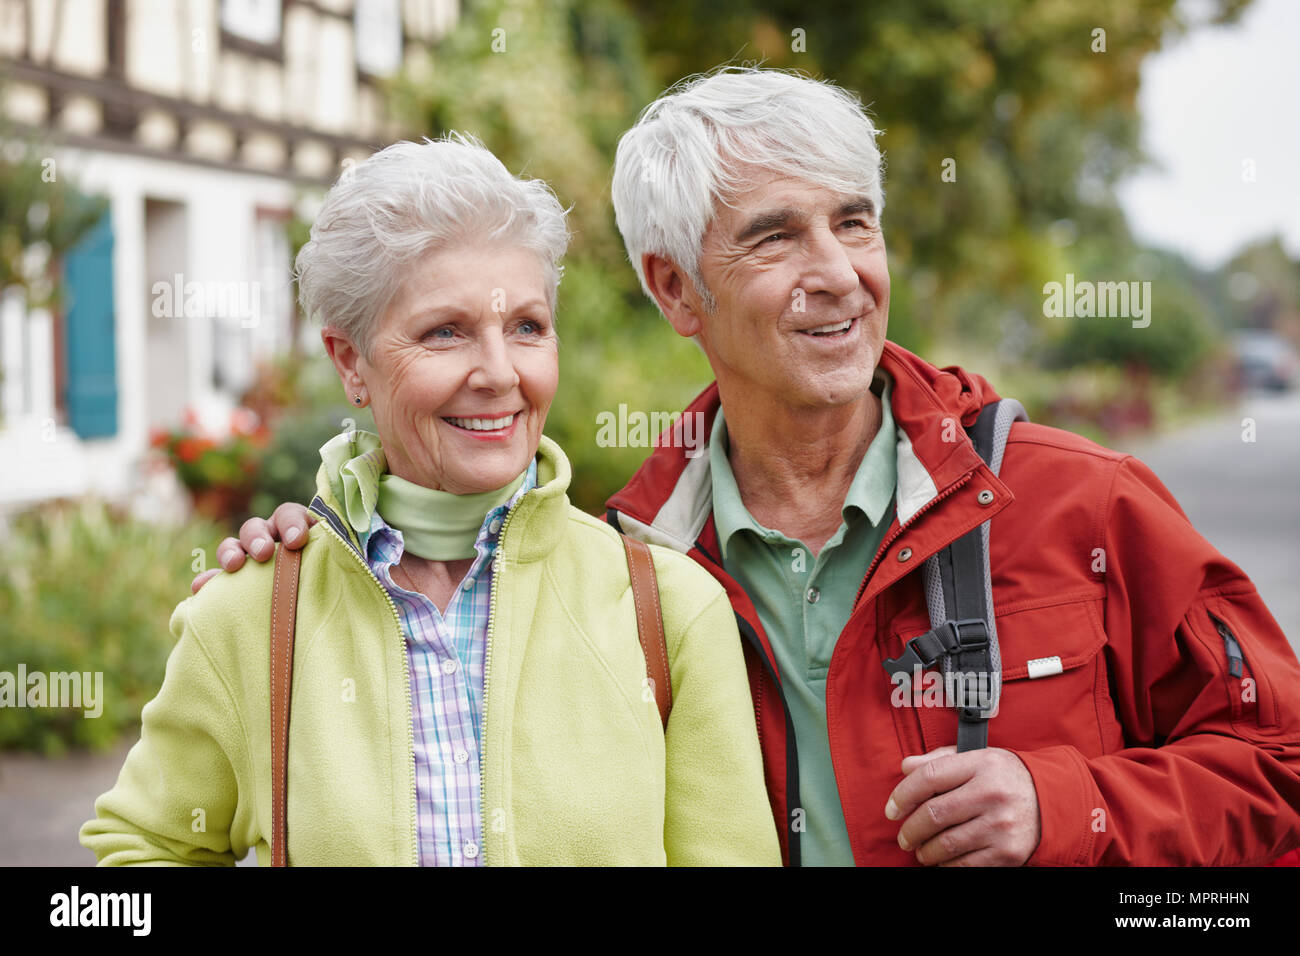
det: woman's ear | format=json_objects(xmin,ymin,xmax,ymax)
[
  {"xmin": 321, "ymin": 327, "xmax": 367, "ymax": 405},
  {"xmin": 643, "ymin": 253, "xmax": 704, "ymax": 340}
]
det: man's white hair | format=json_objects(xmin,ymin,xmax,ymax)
[
  {"xmin": 611, "ymin": 67, "xmax": 885, "ymax": 314},
  {"xmin": 296, "ymin": 132, "xmax": 570, "ymax": 357}
]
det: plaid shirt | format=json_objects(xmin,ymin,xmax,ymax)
[{"xmin": 362, "ymin": 459, "xmax": 537, "ymax": 866}]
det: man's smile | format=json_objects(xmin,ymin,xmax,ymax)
[{"xmin": 796, "ymin": 316, "xmax": 860, "ymax": 338}]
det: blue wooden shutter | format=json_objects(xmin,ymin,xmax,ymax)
[{"xmin": 63, "ymin": 211, "xmax": 118, "ymax": 439}]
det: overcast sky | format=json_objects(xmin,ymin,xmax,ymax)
[{"xmin": 1116, "ymin": 0, "xmax": 1300, "ymax": 269}]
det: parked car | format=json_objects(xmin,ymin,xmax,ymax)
[{"xmin": 1232, "ymin": 331, "xmax": 1299, "ymax": 392}]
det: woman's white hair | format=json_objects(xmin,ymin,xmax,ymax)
[
  {"xmin": 296, "ymin": 132, "xmax": 570, "ymax": 356},
  {"xmin": 611, "ymin": 67, "xmax": 885, "ymax": 313}
]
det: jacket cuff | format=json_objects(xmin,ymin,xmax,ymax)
[{"xmin": 1010, "ymin": 745, "xmax": 1101, "ymax": 866}]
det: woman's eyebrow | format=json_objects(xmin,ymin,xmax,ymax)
[
  {"xmin": 511, "ymin": 297, "xmax": 550, "ymax": 314},
  {"xmin": 407, "ymin": 304, "xmax": 467, "ymax": 325},
  {"xmin": 405, "ymin": 299, "xmax": 550, "ymax": 325}
]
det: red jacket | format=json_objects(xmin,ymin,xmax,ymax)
[{"xmin": 606, "ymin": 341, "xmax": 1300, "ymax": 865}]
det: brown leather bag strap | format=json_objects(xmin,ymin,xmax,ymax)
[
  {"xmin": 621, "ymin": 535, "xmax": 672, "ymax": 729},
  {"xmin": 270, "ymin": 543, "xmax": 302, "ymax": 867}
]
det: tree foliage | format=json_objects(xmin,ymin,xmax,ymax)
[
  {"xmin": 0, "ymin": 137, "xmax": 107, "ymax": 306},
  {"xmin": 625, "ymin": 0, "xmax": 1254, "ymax": 351},
  {"xmin": 388, "ymin": 0, "xmax": 715, "ymax": 512},
  {"xmin": 368, "ymin": 0, "xmax": 1265, "ymax": 510}
]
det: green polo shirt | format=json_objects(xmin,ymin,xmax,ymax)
[{"xmin": 709, "ymin": 369, "xmax": 897, "ymax": 867}]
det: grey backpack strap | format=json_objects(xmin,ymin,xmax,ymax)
[{"xmin": 883, "ymin": 399, "xmax": 1027, "ymax": 752}]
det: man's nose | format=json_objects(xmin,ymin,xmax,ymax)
[{"xmin": 801, "ymin": 225, "xmax": 860, "ymax": 299}]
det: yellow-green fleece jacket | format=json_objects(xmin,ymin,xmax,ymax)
[{"xmin": 80, "ymin": 435, "xmax": 781, "ymax": 866}]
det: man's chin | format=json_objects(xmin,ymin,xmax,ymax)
[
  {"xmin": 783, "ymin": 359, "xmax": 881, "ymax": 409},
  {"xmin": 765, "ymin": 382, "xmax": 873, "ymax": 416}
]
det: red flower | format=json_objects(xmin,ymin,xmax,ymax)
[
  {"xmin": 230, "ymin": 406, "xmax": 261, "ymax": 437},
  {"xmin": 178, "ymin": 437, "xmax": 205, "ymax": 463},
  {"xmin": 175, "ymin": 437, "xmax": 212, "ymax": 464}
]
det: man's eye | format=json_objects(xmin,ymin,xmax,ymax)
[
  {"xmin": 842, "ymin": 219, "xmax": 869, "ymax": 229},
  {"xmin": 760, "ymin": 232, "xmax": 790, "ymax": 245}
]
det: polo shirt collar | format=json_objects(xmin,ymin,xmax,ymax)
[{"xmin": 709, "ymin": 368, "xmax": 897, "ymax": 561}]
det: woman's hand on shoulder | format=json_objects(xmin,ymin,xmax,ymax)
[{"xmin": 190, "ymin": 502, "xmax": 316, "ymax": 594}]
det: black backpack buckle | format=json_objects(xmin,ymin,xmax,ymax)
[{"xmin": 882, "ymin": 618, "xmax": 989, "ymax": 679}]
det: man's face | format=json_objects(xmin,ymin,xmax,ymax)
[{"xmin": 690, "ymin": 166, "xmax": 889, "ymax": 411}]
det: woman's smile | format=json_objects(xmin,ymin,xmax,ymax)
[{"xmin": 441, "ymin": 410, "xmax": 524, "ymax": 439}]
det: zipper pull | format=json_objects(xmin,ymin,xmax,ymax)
[{"xmin": 1212, "ymin": 614, "xmax": 1245, "ymax": 679}]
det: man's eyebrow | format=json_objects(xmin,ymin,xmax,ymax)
[
  {"xmin": 838, "ymin": 198, "xmax": 876, "ymax": 219},
  {"xmin": 735, "ymin": 208, "xmax": 802, "ymax": 244},
  {"xmin": 734, "ymin": 199, "xmax": 877, "ymax": 244}
]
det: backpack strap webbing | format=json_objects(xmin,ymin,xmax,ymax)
[{"xmin": 882, "ymin": 398, "xmax": 1028, "ymax": 752}]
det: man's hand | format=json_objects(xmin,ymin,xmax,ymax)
[
  {"xmin": 190, "ymin": 502, "xmax": 316, "ymax": 594},
  {"xmin": 885, "ymin": 745, "xmax": 1041, "ymax": 866}
]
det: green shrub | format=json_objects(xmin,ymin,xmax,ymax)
[
  {"xmin": 0, "ymin": 499, "xmax": 223, "ymax": 754},
  {"xmin": 249, "ymin": 401, "xmax": 372, "ymax": 520}
]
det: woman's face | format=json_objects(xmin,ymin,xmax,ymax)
[{"xmin": 338, "ymin": 243, "xmax": 559, "ymax": 494}]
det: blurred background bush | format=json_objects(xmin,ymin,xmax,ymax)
[{"xmin": 0, "ymin": 499, "xmax": 223, "ymax": 753}]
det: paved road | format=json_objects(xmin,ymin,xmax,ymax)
[
  {"xmin": 0, "ymin": 741, "xmax": 134, "ymax": 867},
  {"xmin": 4, "ymin": 392, "xmax": 1296, "ymax": 866},
  {"xmin": 1110, "ymin": 389, "xmax": 1300, "ymax": 655},
  {"xmin": 0, "ymin": 740, "xmax": 260, "ymax": 867}
]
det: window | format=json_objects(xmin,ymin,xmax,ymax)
[
  {"xmin": 221, "ymin": 0, "xmax": 283, "ymax": 59},
  {"xmin": 355, "ymin": 0, "xmax": 403, "ymax": 78}
]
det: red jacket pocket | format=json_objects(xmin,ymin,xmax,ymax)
[{"xmin": 905, "ymin": 598, "xmax": 1119, "ymax": 755}]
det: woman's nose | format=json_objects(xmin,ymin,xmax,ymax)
[{"xmin": 468, "ymin": 327, "xmax": 520, "ymax": 393}]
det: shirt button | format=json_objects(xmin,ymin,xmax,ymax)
[
  {"xmin": 454, "ymin": 749, "xmax": 469, "ymax": 764},
  {"xmin": 898, "ymin": 547, "xmax": 913, "ymax": 562},
  {"xmin": 805, "ymin": 587, "xmax": 821, "ymax": 604},
  {"xmin": 461, "ymin": 578, "xmax": 474, "ymax": 590},
  {"xmin": 441, "ymin": 658, "xmax": 458, "ymax": 675},
  {"xmin": 463, "ymin": 841, "xmax": 479, "ymax": 859},
  {"xmin": 489, "ymin": 518, "xmax": 502, "ymax": 534}
]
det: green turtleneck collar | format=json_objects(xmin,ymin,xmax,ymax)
[{"xmin": 319, "ymin": 429, "xmax": 528, "ymax": 560}]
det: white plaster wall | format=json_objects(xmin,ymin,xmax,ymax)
[{"xmin": 0, "ymin": 145, "xmax": 297, "ymax": 510}]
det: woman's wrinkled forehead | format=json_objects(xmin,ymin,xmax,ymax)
[{"xmin": 372, "ymin": 242, "xmax": 553, "ymax": 337}]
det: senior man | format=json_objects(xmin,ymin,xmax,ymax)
[{"xmin": 201, "ymin": 68, "xmax": 1300, "ymax": 867}]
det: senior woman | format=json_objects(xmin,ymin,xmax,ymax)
[{"xmin": 80, "ymin": 135, "xmax": 780, "ymax": 867}]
